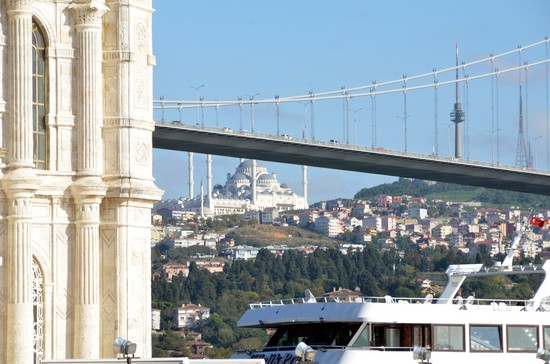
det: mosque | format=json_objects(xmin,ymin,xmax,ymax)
[{"xmin": 180, "ymin": 157, "xmax": 309, "ymax": 216}]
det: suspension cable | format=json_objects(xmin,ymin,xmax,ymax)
[{"xmin": 155, "ymin": 38, "xmax": 550, "ymax": 109}]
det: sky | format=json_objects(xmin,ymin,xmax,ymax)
[{"xmin": 151, "ymin": 0, "xmax": 550, "ymax": 204}]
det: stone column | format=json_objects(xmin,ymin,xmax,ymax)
[
  {"xmin": 3, "ymin": 1, "xmax": 38, "ymax": 364},
  {"xmin": 69, "ymin": 1, "xmax": 108, "ymax": 358},
  {"xmin": 6, "ymin": 0, "xmax": 33, "ymax": 169},
  {"xmin": 69, "ymin": 1, "xmax": 108, "ymax": 176}
]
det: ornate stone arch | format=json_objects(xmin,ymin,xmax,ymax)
[
  {"xmin": 31, "ymin": 5, "xmax": 58, "ymax": 46},
  {"xmin": 32, "ymin": 257, "xmax": 45, "ymax": 364}
]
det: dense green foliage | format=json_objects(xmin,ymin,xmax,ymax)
[
  {"xmin": 354, "ymin": 178, "xmax": 550, "ymax": 208},
  {"xmin": 152, "ymin": 245, "xmax": 541, "ymax": 352}
]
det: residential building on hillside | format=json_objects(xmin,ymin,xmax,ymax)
[
  {"xmin": 261, "ymin": 208, "xmax": 279, "ymax": 224},
  {"xmin": 152, "ymin": 309, "xmax": 161, "ymax": 331},
  {"xmin": 163, "ymin": 264, "xmax": 190, "ymax": 281},
  {"xmin": 409, "ymin": 207, "xmax": 428, "ymax": 219},
  {"xmin": 432, "ymin": 224, "xmax": 453, "ymax": 239},
  {"xmin": 299, "ymin": 211, "xmax": 319, "ymax": 227},
  {"xmin": 363, "ymin": 216, "xmax": 382, "ymax": 231},
  {"xmin": 381, "ymin": 216, "xmax": 397, "ymax": 231},
  {"xmin": 351, "ymin": 203, "xmax": 372, "ymax": 218},
  {"xmin": 173, "ymin": 304, "xmax": 211, "ymax": 330},
  {"xmin": 315, "ymin": 216, "xmax": 344, "ymax": 237},
  {"xmin": 222, "ymin": 245, "xmax": 261, "ymax": 260},
  {"xmin": 377, "ymin": 195, "xmax": 392, "ymax": 207}
]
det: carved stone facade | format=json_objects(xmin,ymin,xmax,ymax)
[{"xmin": 0, "ymin": 1, "xmax": 162, "ymax": 363}]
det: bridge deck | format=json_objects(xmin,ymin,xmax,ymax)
[{"xmin": 153, "ymin": 122, "xmax": 550, "ymax": 196}]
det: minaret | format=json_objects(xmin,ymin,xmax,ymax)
[
  {"xmin": 450, "ymin": 43, "xmax": 465, "ymax": 159},
  {"xmin": 302, "ymin": 165, "xmax": 308, "ymax": 206},
  {"xmin": 207, "ymin": 154, "xmax": 212, "ymax": 209},
  {"xmin": 200, "ymin": 179, "xmax": 204, "ymax": 217},
  {"xmin": 251, "ymin": 159, "xmax": 257, "ymax": 207},
  {"xmin": 188, "ymin": 152, "xmax": 194, "ymax": 198},
  {"xmin": 516, "ymin": 79, "xmax": 529, "ymax": 167}
]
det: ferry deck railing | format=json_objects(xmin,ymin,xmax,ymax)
[{"xmin": 248, "ymin": 295, "xmax": 539, "ymax": 309}]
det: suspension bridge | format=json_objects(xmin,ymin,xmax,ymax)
[{"xmin": 152, "ymin": 38, "xmax": 550, "ymax": 195}]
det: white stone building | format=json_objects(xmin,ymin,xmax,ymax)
[{"xmin": 0, "ymin": 1, "xmax": 162, "ymax": 363}]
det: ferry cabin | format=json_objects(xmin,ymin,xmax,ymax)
[{"xmin": 234, "ymin": 294, "xmax": 550, "ymax": 364}]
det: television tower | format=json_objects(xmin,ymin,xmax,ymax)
[
  {"xmin": 515, "ymin": 79, "xmax": 529, "ymax": 167},
  {"xmin": 450, "ymin": 44, "xmax": 465, "ymax": 159}
]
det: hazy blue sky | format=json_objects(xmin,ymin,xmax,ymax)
[{"xmin": 152, "ymin": 0, "xmax": 550, "ymax": 204}]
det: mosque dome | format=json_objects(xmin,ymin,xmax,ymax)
[
  {"xmin": 236, "ymin": 159, "xmax": 267, "ymax": 175},
  {"xmin": 257, "ymin": 172, "xmax": 278, "ymax": 184},
  {"xmin": 229, "ymin": 172, "xmax": 249, "ymax": 183}
]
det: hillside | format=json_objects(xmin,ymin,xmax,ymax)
[
  {"xmin": 355, "ymin": 178, "xmax": 550, "ymax": 209},
  {"xmin": 229, "ymin": 224, "xmax": 337, "ymax": 247}
]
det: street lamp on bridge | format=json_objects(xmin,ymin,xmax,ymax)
[
  {"xmin": 189, "ymin": 84, "xmax": 205, "ymax": 124},
  {"xmin": 396, "ymin": 115, "xmax": 411, "ymax": 152},
  {"xmin": 485, "ymin": 128, "xmax": 501, "ymax": 164},
  {"xmin": 351, "ymin": 108, "xmax": 362, "ymax": 145},
  {"xmin": 245, "ymin": 93, "xmax": 260, "ymax": 132}
]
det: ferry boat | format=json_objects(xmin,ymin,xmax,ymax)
[{"xmin": 232, "ymin": 215, "xmax": 550, "ymax": 364}]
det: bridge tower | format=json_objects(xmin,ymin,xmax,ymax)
[{"xmin": 450, "ymin": 44, "xmax": 465, "ymax": 159}]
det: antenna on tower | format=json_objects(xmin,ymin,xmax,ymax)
[
  {"xmin": 450, "ymin": 43, "xmax": 465, "ymax": 159},
  {"xmin": 516, "ymin": 46, "xmax": 529, "ymax": 168}
]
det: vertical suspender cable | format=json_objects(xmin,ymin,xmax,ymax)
[
  {"xmin": 345, "ymin": 94, "xmax": 350, "ymax": 144},
  {"xmin": 462, "ymin": 64, "xmax": 469, "ymax": 160},
  {"xmin": 403, "ymin": 76, "xmax": 408, "ymax": 152},
  {"xmin": 434, "ymin": 70, "xmax": 439, "ymax": 156},
  {"xmin": 310, "ymin": 91, "xmax": 315, "ymax": 140},
  {"xmin": 496, "ymin": 69, "xmax": 500, "ymax": 165},
  {"xmin": 275, "ymin": 95, "xmax": 280, "ymax": 136},
  {"xmin": 525, "ymin": 62, "xmax": 530, "ymax": 162},
  {"xmin": 371, "ymin": 82, "xmax": 377, "ymax": 148},
  {"xmin": 341, "ymin": 86, "xmax": 346, "ymax": 142},
  {"xmin": 215, "ymin": 101, "xmax": 219, "ymax": 127},
  {"xmin": 546, "ymin": 37, "xmax": 549, "ymax": 169},
  {"xmin": 238, "ymin": 97, "xmax": 243, "ymax": 131},
  {"xmin": 200, "ymin": 97, "xmax": 205, "ymax": 127},
  {"xmin": 491, "ymin": 54, "xmax": 495, "ymax": 163}
]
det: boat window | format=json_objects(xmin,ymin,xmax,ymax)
[
  {"xmin": 351, "ymin": 324, "xmax": 370, "ymax": 347},
  {"xmin": 507, "ymin": 325, "xmax": 538, "ymax": 352},
  {"xmin": 370, "ymin": 324, "xmax": 431, "ymax": 350},
  {"xmin": 265, "ymin": 323, "xmax": 362, "ymax": 349},
  {"xmin": 470, "ymin": 325, "xmax": 502, "ymax": 352},
  {"xmin": 543, "ymin": 326, "xmax": 550, "ymax": 351},
  {"xmin": 433, "ymin": 325, "xmax": 464, "ymax": 351}
]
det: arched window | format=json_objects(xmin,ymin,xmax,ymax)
[
  {"xmin": 32, "ymin": 258, "xmax": 45, "ymax": 363},
  {"xmin": 32, "ymin": 22, "xmax": 47, "ymax": 169}
]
